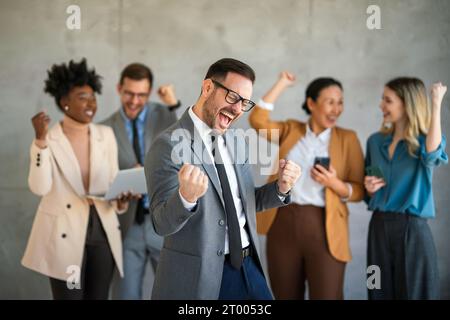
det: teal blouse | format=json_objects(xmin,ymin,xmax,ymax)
[{"xmin": 365, "ymin": 132, "xmax": 448, "ymax": 218}]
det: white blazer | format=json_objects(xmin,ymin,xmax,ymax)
[{"xmin": 22, "ymin": 122, "xmax": 124, "ymax": 281}]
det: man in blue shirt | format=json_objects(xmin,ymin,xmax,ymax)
[{"xmin": 102, "ymin": 63, "xmax": 181, "ymax": 299}]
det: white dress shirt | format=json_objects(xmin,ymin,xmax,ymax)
[
  {"xmin": 258, "ymin": 99, "xmax": 351, "ymax": 207},
  {"xmin": 287, "ymin": 124, "xmax": 331, "ymax": 207},
  {"xmin": 179, "ymin": 107, "xmax": 250, "ymax": 253}
]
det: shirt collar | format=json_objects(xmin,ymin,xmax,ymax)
[
  {"xmin": 382, "ymin": 133, "xmax": 393, "ymax": 147},
  {"xmin": 188, "ymin": 106, "xmax": 214, "ymax": 141},
  {"xmin": 306, "ymin": 122, "xmax": 332, "ymax": 143}
]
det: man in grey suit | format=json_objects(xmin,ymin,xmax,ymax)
[
  {"xmin": 145, "ymin": 58, "xmax": 302, "ymax": 299},
  {"xmin": 102, "ymin": 63, "xmax": 181, "ymax": 299}
]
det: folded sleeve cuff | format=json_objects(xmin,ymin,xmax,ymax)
[
  {"xmin": 420, "ymin": 135, "xmax": 448, "ymax": 167},
  {"xmin": 340, "ymin": 183, "xmax": 353, "ymax": 203},
  {"xmin": 258, "ymin": 99, "xmax": 274, "ymax": 111}
]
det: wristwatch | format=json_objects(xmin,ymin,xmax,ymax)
[
  {"xmin": 276, "ymin": 183, "xmax": 291, "ymax": 198},
  {"xmin": 168, "ymin": 100, "xmax": 182, "ymax": 111}
]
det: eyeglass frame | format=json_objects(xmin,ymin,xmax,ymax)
[
  {"xmin": 210, "ymin": 79, "xmax": 256, "ymax": 112},
  {"xmin": 121, "ymin": 90, "xmax": 150, "ymax": 102}
]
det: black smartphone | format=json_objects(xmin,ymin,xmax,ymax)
[{"xmin": 314, "ymin": 157, "xmax": 330, "ymax": 171}]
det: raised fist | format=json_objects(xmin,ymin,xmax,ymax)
[
  {"xmin": 31, "ymin": 111, "xmax": 51, "ymax": 140},
  {"xmin": 431, "ymin": 82, "xmax": 447, "ymax": 108},
  {"xmin": 277, "ymin": 159, "xmax": 301, "ymax": 194},
  {"xmin": 277, "ymin": 71, "xmax": 296, "ymax": 88},
  {"xmin": 178, "ymin": 163, "xmax": 209, "ymax": 203},
  {"xmin": 158, "ymin": 84, "xmax": 178, "ymax": 106}
]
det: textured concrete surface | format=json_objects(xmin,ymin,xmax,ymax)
[{"xmin": 0, "ymin": 0, "xmax": 449, "ymax": 299}]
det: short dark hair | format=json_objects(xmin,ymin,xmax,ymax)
[
  {"xmin": 302, "ymin": 78, "xmax": 343, "ymax": 115},
  {"xmin": 204, "ymin": 58, "xmax": 255, "ymax": 83},
  {"xmin": 119, "ymin": 63, "xmax": 154, "ymax": 87},
  {"xmin": 44, "ymin": 58, "xmax": 102, "ymax": 110}
]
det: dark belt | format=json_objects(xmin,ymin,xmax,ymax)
[{"xmin": 225, "ymin": 246, "xmax": 252, "ymax": 261}]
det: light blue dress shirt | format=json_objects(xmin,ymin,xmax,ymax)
[{"xmin": 120, "ymin": 106, "xmax": 150, "ymax": 209}]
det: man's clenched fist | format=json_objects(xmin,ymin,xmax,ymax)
[
  {"xmin": 158, "ymin": 84, "xmax": 178, "ymax": 106},
  {"xmin": 277, "ymin": 159, "xmax": 302, "ymax": 194},
  {"xmin": 178, "ymin": 163, "xmax": 209, "ymax": 203}
]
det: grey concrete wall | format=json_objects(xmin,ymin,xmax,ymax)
[{"xmin": 0, "ymin": 0, "xmax": 449, "ymax": 299}]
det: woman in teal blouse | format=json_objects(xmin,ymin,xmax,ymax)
[{"xmin": 364, "ymin": 78, "xmax": 448, "ymax": 300}]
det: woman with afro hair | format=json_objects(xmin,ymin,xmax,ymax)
[{"xmin": 22, "ymin": 58, "xmax": 136, "ymax": 299}]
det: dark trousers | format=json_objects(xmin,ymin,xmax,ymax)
[
  {"xmin": 49, "ymin": 205, "xmax": 115, "ymax": 300},
  {"xmin": 218, "ymin": 254, "xmax": 273, "ymax": 300},
  {"xmin": 267, "ymin": 204, "xmax": 346, "ymax": 300},
  {"xmin": 367, "ymin": 211, "xmax": 440, "ymax": 300}
]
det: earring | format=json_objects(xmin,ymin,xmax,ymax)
[{"xmin": 64, "ymin": 105, "xmax": 69, "ymax": 111}]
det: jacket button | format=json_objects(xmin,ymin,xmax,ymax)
[
  {"xmin": 66, "ymin": 204, "xmax": 71, "ymax": 209},
  {"xmin": 61, "ymin": 233, "xmax": 67, "ymax": 238},
  {"xmin": 218, "ymin": 219, "xmax": 225, "ymax": 226},
  {"xmin": 217, "ymin": 249, "xmax": 224, "ymax": 256},
  {"xmin": 36, "ymin": 163, "xmax": 40, "ymax": 167}
]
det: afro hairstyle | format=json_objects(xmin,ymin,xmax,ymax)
[{"xmin": 44, "ymin": 58, "xmax": 102, "ymax": 110}]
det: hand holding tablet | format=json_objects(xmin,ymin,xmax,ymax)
[{"xmin": 87, "ymin": 167, "xmax": 147, "ymax": 201}]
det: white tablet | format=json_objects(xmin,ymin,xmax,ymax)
[{"xmin": 87, "ymin": 167, "xmax": 147, "ymax": 201}]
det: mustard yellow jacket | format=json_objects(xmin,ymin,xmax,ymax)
[{"xmin": 249, "ymin": 106, "xmax": 365, "ymax": 262}]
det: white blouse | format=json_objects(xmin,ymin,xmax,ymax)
[
  {"xmin": 258, "ymin": 99, "xmax": 351, "ymax": 207},
  {"xmin": 286, "ymin": 124, "xmax": 331, "ymax": 207}
]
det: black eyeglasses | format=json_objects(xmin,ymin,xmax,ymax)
[
  {"xmin": 122, "ymin": 90, "xmax": 149, "ymax": 101},
  {"xmin": 211, "ymin": 79, "xmax": 256, "ymax": 112}
]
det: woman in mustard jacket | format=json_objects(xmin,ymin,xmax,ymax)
[{"xmin": 249, "ymin": 72, "xmax": 365, "ymax": 299}]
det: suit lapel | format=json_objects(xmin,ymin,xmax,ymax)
[
  {"xmin": 329, "ymin": 127, "xmax": 340, "ymax": 171},
  {"xmin": 88, "ymin": 124, "xmax": 104, "ymax": 194},
  {"xmin": 48, "ymin": 123, "xmax": 86, "ymax": 196},
  {"xmin": 113, "ymin": 111, "xmax": 136, "ymax": 163},
  {"xmin": 144, "ymin": 104, "xmax": 157, "ymax": 154}
]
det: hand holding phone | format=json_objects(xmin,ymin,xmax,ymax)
[
  {"xmin": 314, "ymin": 157, "xmax": 330, "ymax": 171},
  {"xmin": 364, "ymin": 166, "xmax": 386, "ymax": 195}
]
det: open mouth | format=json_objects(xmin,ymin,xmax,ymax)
[
  {"xmin": 326, "ymin": 116, "xmax": 337, "ymax": 123},
  {"xmin": 126, "ymin": 105, "xmax": 140, "ymax": 112},
  {"xmin": 85, "ymin": 110, "xmax": 95, "ymax": 117},
  {"xmin": 218, "ymin": 110, "xmax": 235, "ymax": 128}
]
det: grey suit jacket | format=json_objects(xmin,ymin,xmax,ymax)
[
  {"xmin": 101, "ymin": 102, "xmax": 178, "ymax": 236},
  {"xmin": 145, "ymin": 109, "xmax": 291, "ymax": 300}
]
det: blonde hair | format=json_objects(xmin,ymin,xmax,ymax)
[{"xmin": 381, "ymin": 77, "xmax": 431, "ymax": 157}]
